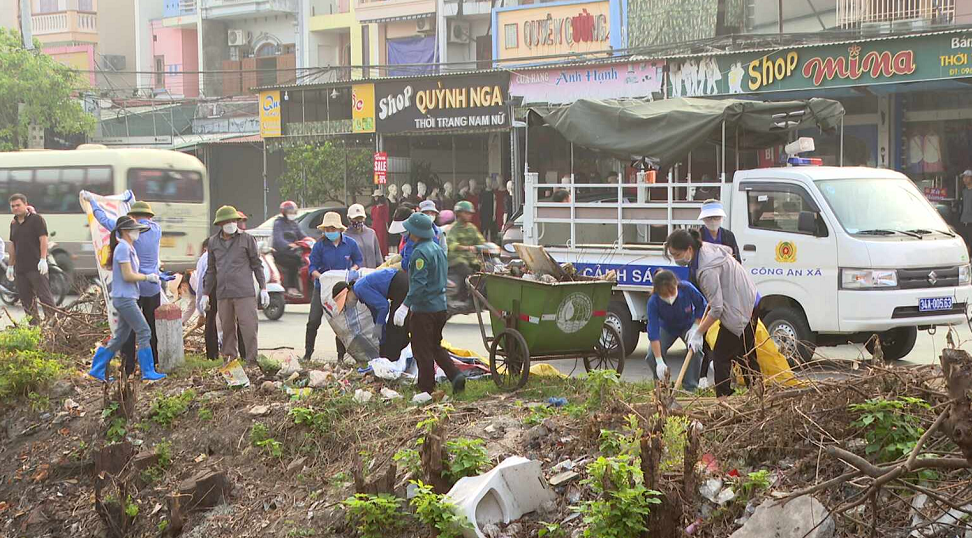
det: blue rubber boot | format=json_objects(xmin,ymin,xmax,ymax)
[
  {"xmin": 87, "ymin": 347, "xmax": 114, "ymax": 382},
  {"xmin": 137, "ymin": 347, "xmax": 166, "ymax": 381}
]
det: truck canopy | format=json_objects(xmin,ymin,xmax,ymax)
[{"xmin": 530, "ymin": 97, "xmax": 845, "ymax": 168}]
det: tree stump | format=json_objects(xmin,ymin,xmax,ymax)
[{"xmin": 941, "ymin": 348, "xmax": 972, "ymax": 462}]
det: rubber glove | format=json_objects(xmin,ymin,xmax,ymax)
[
  {"xmin": 260, "ymin": 289, "xmax": 270, "ymax": 308},
  {"xmin": 37, "ymin": 259, "xmax": 48, "ymax": 276},
  {"xmin": 393, "ymin": 304, "xmax": 409, "ymax": 327},
  {"xmin": 82, "ymin": 190, "xmax": 95, "ymax": 203},
  {"xmin": 200, "ymin": 295, "xmax": 210, "ymax": 312},
  {"xmin": 686, "ymin": 324, "xmax": 704, "ymax": 353},
  {"xmin": 144, "ymin": 273, "xmax": 160, "ymax": 284},
  {"xmin": 159, "ymin": 271, "xmax": 177, "ymax": 282},
  {"xmin": 655, "ymin": 358, "xmax": 669, "ymax": 381},
  {"xmin": 6, "ymin": 266, "xmax": 14, "ymax": 282},
  {"xmin": 347, "ymin": 268, "xmax": 359, "ymax": 282}
]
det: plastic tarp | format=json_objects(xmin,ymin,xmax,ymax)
[
  {"xmin": 705, "ymin": 319, "xmax": 801, "ymax": 387},
  {"xmin": 387, "ymin": 36, "xmax": 436, "ymax": 77},
  {"xmin": 530, "ymin": 97, "xmax": 845, "ymax": 168}
]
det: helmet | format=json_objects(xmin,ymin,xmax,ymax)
[
  {"xmin": 454, "ymin": 200, "xmax": 475, "ymax": 214},
  {"xmin": 280, "ymin": 200, "xmax": 297, "ymax": 213}
]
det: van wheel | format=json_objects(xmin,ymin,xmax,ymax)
[
  {"xmin": 763, "ymin": 307, "xmax": 815, "ymax": 367},
  {"xmin": 865, "ymin": 327, "xmax": 917, "ymax": 361},
  {"xmin": 606, "ymin": 301, "xmax": 639, "ymax": 358}
]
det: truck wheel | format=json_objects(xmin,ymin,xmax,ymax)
[
  {"xmin": 606, "ymin": 301, "xmax": 639, "ymax": 358},
  {"xmin": 865, "ymin": 327, "xmax": 917, "ymax": 361},
  {"xmin": 763, "ymin": 307, "xmax": 815, "ymax": 367}
]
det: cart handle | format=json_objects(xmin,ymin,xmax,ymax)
[{"xmin": 467, "ymin": 275, "xmax": 503, "ymax": 321}]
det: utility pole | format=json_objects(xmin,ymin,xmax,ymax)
[
  {"xmin": 778, "ymin": 0, "xmax": 784, "ymax": 33},
  {"xmin": 19, "ymin": 0, "xmax": 33, "ymax": 49}
]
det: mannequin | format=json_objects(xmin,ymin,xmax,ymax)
[
  {"xmin": 416, "ymin": 181, "xmax": 427, "ymax": 201},
  {"xmin": 401, "ymin": 183, "xmax": 414, "ymax": 205},
  {"xmin": 428, "ymin": 187, "xmax": 441, "ymax": 203},
  {"xmin": 504, "ymin": 180, "xmax": 514, "ymax": 223},
  {"xmin": 369, "ymin": 189, "xmax": 390, "ymax": 256},
  {"xmin": 494, "ymin": 177, "xmax": 509, "ymax": 230},
  {"xmin": 466, "ymin": 178, "xmax": 482, "ymax": 231},
  {"xmin": 480, "ymin": 177, "xmax": 497, "ymax": 241},
  {"xmin": 442, "ymin": 181, "xmax": 456, "ymax": 213},
  {"xmin": 386, "ymin": 184, "xmax": 400, "ymax": 224}
]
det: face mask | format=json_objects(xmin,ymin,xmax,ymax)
[
  {"xmin": 285, "ymin": 213, "xmax": 297, "ymax": 221},
  {"xmin": 129, "ymin": 230, "xmax": 141, "ymax": 242},
  {"xmin": 672, "ymin": 249, "xmax": 693, "ymax": 267},
  {"xmin": 222, "ymin": 222, "xmax": 238, "ymax": 235},
  {"xmin": 704, "ymin": 218, "xmax": 723, "ymax": 232},
  {"xmin": 660, "ymin": 291, "xmax": 677, "ymax": 305},
  {"xmin": 350, "ymin": 221, "xmax": 364, "ymax": 230},
  {"xmin": 324, "ymin": 231, "xmax": 341, "ymax": 241}
]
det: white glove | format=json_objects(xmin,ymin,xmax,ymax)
[
  {"xmin": 82, "ymin": 190, "xmax": 95, "ymax": 203},
  {"xmin": 686, "ymin": 325, "xmax": 704, "ymax": 353},
  {"xmin": 393, "ymin": 304, "xmax": 409, "ymax": 327},
  {"xmin": 260, "ymin": 289, "xmax": 270, "ymax": 308},
  {"xmin": 698, "ymin": 377, "xmax": 711, "ymax": 390},
  {"xmin": 37, "ymin": 259, "xmax": 48, "ymax": 276},
  {"xmin": 144, "ymin": 273, "xmax": 160, "ymax": 284},
  {"xmin": 200, "ymin": 295, "xmax": 210, "ymax": 312},
  {"xmin": 655, "ymin": 358, "xmax": 669, "ymax": 381},
  {"xmin": 6, "ymin": 266, "xmax": 14, "ymax": 282}
]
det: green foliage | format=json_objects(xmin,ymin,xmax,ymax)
[
  {"xmin": 27, "ymin": 391, "xmax": 50, "ymax": 412},
  {"xmin": 148, "ymin": 390, "xmax": 196, "ymax": 427},
  {"xmin": 124, "ymin": 496, "xmax": 139, "ymax": 518},
  {"xmin": 524, "ymin": 405, "xmax": 557, "ymax": 426},
  {"xmin": 851, "ymin": 397, "xmax": 931, "ymax": 462},
  {"xmin": 289, "ymin": 407, "xmax": 329, "ymax": 433},
  {"xmin": 341, "ymin": 494, "xmax": 405, "ymax": 538},
  {"xmin": 661, "ymin": 415, "xmax": 690, "ymax": 472},
  {"xmin": 102, "ymin": 402, "xmax": 127, "ymax": 444},
  {"xmin": 575, "ymin": 457, "xmax": 661, "ymax": 538},
  {"xmin": 140, "ymin": 441, "xmax": 173, "ymax": 484},
  {"xmin": 444, "ymin": 438, "xmax": 489, "ymax": 483},
  {"xmin": 257, "ymin": 355, "xmax": 281, "ymax": 377},
  {"xmin": 584, "ymin": 369, "xmax": 620, "ymax": 408},
  {"xmin": 173, "ymin": 355, "xmax": 222, "ymax": 377},
  {"xmin": 0, "ymin": 324, "xmax": 40, "ymax": 352},
  {"xmin": 0, "ymin": 28, "xmax": 96, "ymax": 150},
  {"xmin": 538, "ymin": 521, "xmax": 567, "ymax": 538},
  {"xmin": 279, "ymin": 143, "xmax": 374, "ymax": 205},
  {"xmin": 250, "ymin": 423, "xmax": 283, "ymax": 458},
  {"xmin": 393, "ymin": 448, "xmax": 422, "ymax": 476},
  {"xmin": 0, "ymin": 349, "xmax": 64, "ymax": 399},
  {"xmin": 736, "ymin": 470, "xmax": 771, "ymax": 499},
  {"xmin": 197, "ymin": 406, "xmax": 214, "ymax": 421},
  {"xmin": 598, "ymin": 415, "xmax": 642, "ymax": 459},
  {"xmin": 410, "ymin": 480, "xmax": 471, "ymax": 538},
  {"xmin": 157, "ymin": 520, "xmax": 169, "ymax": 533}
]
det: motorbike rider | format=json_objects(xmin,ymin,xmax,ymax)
[
  {"xmin": 273, "ymin": 201, "xmax": 305, "ymax": 297},
  {"xmin": 446, "ymin": 201, "xmax": 487, "ymax": 304}
]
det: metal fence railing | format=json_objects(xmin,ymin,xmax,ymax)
[{"xmin": 836, "ymin": 0, "xmax": 954, "ymax": 29}]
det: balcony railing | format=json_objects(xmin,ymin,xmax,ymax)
[
  {"xmin": 32, "ymin": 10, "xmax": 98, "ymax": 36},
  {"xmin": 837, "ymin": 0, "xmax": 954, "ymax": 29},
  {"xmin": 164, "ymin": 0, "xmax": 197, "ymax": 18}
]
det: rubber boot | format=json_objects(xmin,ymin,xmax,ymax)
[
  {"xmin": 87, "ymin": 347, "xmax": 114, "ymax": 382},
  {"xmin": 137, "ymin": 347, "xmax": 166, "ymax": 381}
]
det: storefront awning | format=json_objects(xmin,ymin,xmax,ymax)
[
  {"xmin": 363, "ymin": 12, "xmax": 435, "ymax": 23},
  {"xmin": 530, "ymin": 97, "xmax": 845, "ymax": 168}
]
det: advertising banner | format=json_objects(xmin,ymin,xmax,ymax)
[
  {"xmin": 510, "ymin": 60, "xmax": 665, "ymax": 104},
  {"xmin": 79, "ymin": 191, "xmax": 133, "ymax": 333},
  {"xmin": 374, "ymin": 152, "xmax": 388, "ymax": 184},
  {"xmin": 352, "ymin": 83, "xmax": 376, "ymax": 133},
  {"xmin": 375, "ymin": 73, "xmax": 510, "ymax": 134},
  {"xmin": 492, "ymin": 0, "xmax": 623, "ymax": 64},
  {"xmin": 259, "ymin": 90, "xmax": 282, "ymax": 138}
]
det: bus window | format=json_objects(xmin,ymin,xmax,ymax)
[
  {"xmin": 86, "ymin": 167, "xmax": 113, "ymax": 195},
  {"xmin": 128, "ymin": 169, "xmax": 204, "ymax": 203}
]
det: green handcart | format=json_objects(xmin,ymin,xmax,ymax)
[{"xmin": 468, "ymin": 273, "xmax": 625, "ymax": 390}]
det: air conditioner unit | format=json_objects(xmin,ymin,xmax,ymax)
[
  {"xmin": 228, "ymin": 29, "xmax": 246, "ymax": 47},
  {"xmin": 448, "ymin": 20, "xmax": 470, "ymax": 43},
  {"xmin": 415, "ymin": 17, "xmax": 434, "ymax": 33}
]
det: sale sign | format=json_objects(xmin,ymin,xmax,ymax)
[{"xmin": 374, "ymin": 152, "xmax": 387, "ymax": 185}]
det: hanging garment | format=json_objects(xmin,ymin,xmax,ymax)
[
  {"xmin": 370, "ymin": 199, "xmax": 390, "ymax": 256},
  {"xmin": 908, "ymin": 132, "xmax": 925, "ymax": 175},
  {"xmin": 923, "ymin": 130, "xmax": 944, "ymax": 174}
]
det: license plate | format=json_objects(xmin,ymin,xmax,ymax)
[
  {"xmin": 160, "ymin": 237, "xmax": 177, "ymax": 248},
  {"xmin": 919, "ymin": 297, "xmax": 953, "ymax": 312}
]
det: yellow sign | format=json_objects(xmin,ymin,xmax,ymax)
[
  {"xmin": 352, "ymin": 83, "xmax": 376, "ymax": 133},
  {"xmin": 494, "ymin": 0, "xmax": 613, "ymax": 63},
  {"xmin": 775, "ymin": 241, "xmax": 797, "ymax": 263},
  {"xmin": 259, "ymin": 90, "xmax": 282, "ymax": 138}
]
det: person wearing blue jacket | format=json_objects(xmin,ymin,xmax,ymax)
[
  {"xmin": 646, "ymin": 269, "xmax": 707, "ymax": 391},
  {"xmin": 83, "ymin": 191, "xmax": 171, "ymax": 376},
  {"xmin": 331, "ymin": 267, "xmax": 409, "ymax": 361},
  {"xmin": 305, "ymin": 212, "xmax": 363, "ymax": 362}
]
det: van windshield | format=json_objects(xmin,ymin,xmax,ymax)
[{"xmin": 816, "ymin": 178, "xmax": 949, "ymax": 235}]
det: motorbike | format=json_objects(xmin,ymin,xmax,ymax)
[
  {"xmin": 0, "ymin": 245, "xmax": 69, "ymax": 307},
  {"xmin": 446, "ymin": 242, "xmax": 501, "ymax": 318},
  {"xmin": 258, "ymin": 237, "xmax": 315, "ymax": 321}
]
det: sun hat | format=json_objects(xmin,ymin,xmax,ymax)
[
  {"xmin": 213, "ymin": 205, "xmax": 243, "ymax": 225},
  {"xmin": 348, "ymin": 203, "xmax": 366, "ymax": 220},
  {"xmin": 454, "ymin": 200, "xmax": 475, "ymax": 214},
  {"xmin": 964, "ymin": 170, "xmax": 972, "ymax": 177},
  {"xmin": 418, "ymin": 200, "xmax": 439, "ymax": 214},
  {"xmin": 128, "ymin": 201, "xmax": 155, "ymax": 217},
  {"xmin": 388, "ymin": 206, "xmax": 413, "ymax": 235},
  {"xmin": 698, "ymin": 199, "xmax": 727, "ymax": 220},
  {"xmin": 403, "ymin": 212, "xmax": 435, "ymax": 239},
  {"xmin": 114, "ymin": 215, "xmax": 150, "ymax": 233},
  {"xmin": 317, "ymin": 211, "xmax": 347, "ymax": 231}
]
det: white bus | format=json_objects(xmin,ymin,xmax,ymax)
[{"xmin": 0, "ymin": 145, "xmax": 211, "ymax": 280}]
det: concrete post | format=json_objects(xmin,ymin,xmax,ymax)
[{"xmin": 155, "ymin": 302, "xmax": 185, "ymax": 372}]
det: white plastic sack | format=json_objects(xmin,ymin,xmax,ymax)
[
  {"xmin": 369, "ymin": 356, "xmax": 407, "ymax": 380},
  {"xmin": 322, "ymin": 268, "xmax": 381, "ymax": 363}
]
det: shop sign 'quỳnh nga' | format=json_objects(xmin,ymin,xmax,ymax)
[{"xmin": 375, "ymin": 73, "xmax": 511, "ymax": 134}]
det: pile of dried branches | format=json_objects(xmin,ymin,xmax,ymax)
[{"xmin": 38, "ymin": 288, "xmax": 110, "ymax": 356}]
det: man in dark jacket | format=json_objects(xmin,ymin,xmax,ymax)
[{"xmin": 273, "ymin": 200, "xmax": 305, "ymax": 296}]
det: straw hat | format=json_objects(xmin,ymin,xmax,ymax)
[{"xmin": 317, "ymin": 211, "xmax": 346, "ymax": 231}]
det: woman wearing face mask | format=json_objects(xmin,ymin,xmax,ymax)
[
  {"xmin": 305, "ymin": 212, "xmax": 363, "ymax": 362},
  {"xmin": 87, "ymin": 216, "xmax": 166, "ymax": 382},
  {"xmin": 698, "ymin": 200, "xmax": 740, "ymax": 263},
  {"xmin": 645, "ymin": 270, "xmax": 707, "ymax": 391},
  {"xmin": 665, "ymin": 229, "xmax": 760, "ymax": 399},
  {"xmin": 344, "ymin": 203, "xmax": 383, "ymax": 269}
]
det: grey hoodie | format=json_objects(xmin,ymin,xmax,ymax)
[{"xmin": 696, "ymin": 242, "xmax": 757, "ymax": 336}]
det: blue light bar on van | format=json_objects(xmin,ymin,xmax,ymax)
[{"xmin": 787, "ymin": 157, "xmax": 823, "ymax": 166}]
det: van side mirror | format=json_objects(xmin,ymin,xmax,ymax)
[{"xmin": 798, "ymin": 211, "xmax": 818, "ymax": 235}]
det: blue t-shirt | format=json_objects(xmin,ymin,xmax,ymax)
[
  {"xmin": 112, "ymin": 241, "xmax": 141, "ymax": 299},
  {"xmin": 646, "ymin": 281, "xmax": 707, "ymax": 341}
]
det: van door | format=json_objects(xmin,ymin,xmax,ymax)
[{"xmin": 733, "ymin": 181, "xmax": 839, "ymax": 333}]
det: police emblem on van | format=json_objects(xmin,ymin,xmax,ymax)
[{"xmin": 775, "ymin": 241, "xmax": 797, "ymax": 263}]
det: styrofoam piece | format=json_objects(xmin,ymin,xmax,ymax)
[{"xmin": 444, "ymin": 456, "xmax": 556, "ymax": 538}]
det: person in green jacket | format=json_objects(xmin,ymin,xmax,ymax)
[
  {"xmin": 446, "ymin": 200, "xmax": 486, "ymax": 303},
  {"xmin": 392, "ymin": 213, "xmax": 466, "ymax": 394}
]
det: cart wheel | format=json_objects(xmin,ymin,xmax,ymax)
[
  {"xmin": 584, "ymin": 324, "xmax": 626, "ymax": 375},
  {"xmin": 489, "ymin": 329, "xmax": 530, "ymax": 391}
]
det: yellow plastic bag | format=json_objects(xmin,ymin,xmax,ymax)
[{"xmin": 705, "ymin": 320, "xmax": 800, "ymax": 387}]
